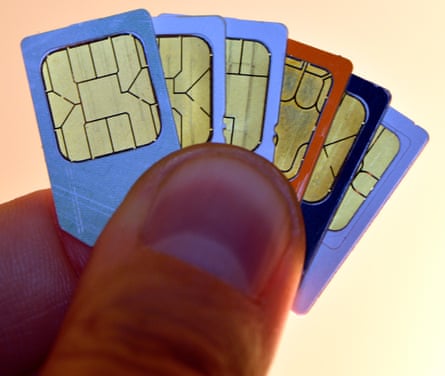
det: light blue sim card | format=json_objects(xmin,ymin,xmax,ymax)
[
  {"xmin": 294, "ymin": 107, "xmax": 429, "ymax": 313},
  {"xmin": 21, "ymin": 9, "xmax": 180, "ymax": 246},
  {"xmin": 152, "ymin": 14, "xmax": 226, "ymax": 147},
  {"xmin": 223, "ymin": 18, "xmax": 287, "ymax": 161}
]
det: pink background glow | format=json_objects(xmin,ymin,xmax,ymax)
[{"xmin": 2, "ymin": 1, "xmax": 443, "ymax": 375}]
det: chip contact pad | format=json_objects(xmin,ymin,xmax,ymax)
[
  {"xmin": 157, "ymin": 35, "xmax": 212, "ymax": 147},
  {"xmin": 274, "ymin": 57, "xmax": 333, "ymax": 180},
  {"xmin": 329, "ymin": 126, "xmax": 400, "ymax": 230},
  {"xmin": 42, "ymin": 34, "xmax": 161, "ymax": 162},
  {"xmin": 303, "ymin": 93, "xmax": 366, "ymax": 203},
  {"xmin": 224, "ymin": 38, "xmax": 270, "ymax": 152}
]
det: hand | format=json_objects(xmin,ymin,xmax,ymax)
[{"xmin": 0, "ymin": 144, "xmax": 305, "ymax": 375}]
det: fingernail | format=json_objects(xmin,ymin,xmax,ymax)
[{"xmin": 142, "ymin": 145, "xmax": 301, "ymax": 296}]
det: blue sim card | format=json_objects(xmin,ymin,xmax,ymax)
[
  {"xmin": 152, "ymin": 14, "xmax": 226, "ymax": 146},
  {"xmin": 223, "ymin": 17, "xmax": 287, "ymax": 161},
  {"xmin": 294, "ymin": 107, "xmax": 429, "ymax": 313},
  {"xmin": 21, "ymin": 9, "xmax": 180, "ymax": 246},
  {"xmin": 300, "ymin": 75, "xmax": 391, "ymax": 280}
]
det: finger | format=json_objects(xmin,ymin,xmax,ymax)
[
  {"xmin": 42, "ymin": 144, "xmax": 306, "ymax": 375},
  {"xmin": 0, "ymin": 190, "xmax": 91, "ymax": 375}
]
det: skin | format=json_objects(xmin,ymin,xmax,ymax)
[{"xmin": 0, "ymin": 144, "xmax": 306, "ymax": 375}]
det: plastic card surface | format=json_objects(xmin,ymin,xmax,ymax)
[
  {"xmin": 301, "ymin": 75, "xmax": 390, "ymax": 272},
  {"xmin": 294, "ymin": 107, "xmax": 429, "ymax": 313},
  {"xmin": 152, "ymin": 14, "xmax": 226, "ymax": 146},
  {"xmin": 21, "ymin": 9, "xmax": 180, "ymax": 246},
  {"xmin": 274, "ymin": 39, "xmax": 353, "ymax": 200},
  {"xmin": 223, "ymin": 18, "xmax": 287, "ymax": 161}
]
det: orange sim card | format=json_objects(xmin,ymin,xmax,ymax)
[{"xmin": 273, "ymin": 39, "xmax": 353, "ymax": 201}]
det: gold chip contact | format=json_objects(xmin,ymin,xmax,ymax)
[
  {"xmin": 42, "ymin": 34, "xmax": 160, "ymax": 162},
  {"xmin": 303, "ymin": 93, "xmax": 366, "ymax": 203},
  {"xmin": 157, "ymin": 35, "xmax": 212, "ymax": 147},
  {"xmin": 224, "ymin": 38, "xmax": 270, "ymax": 151},
  {"xmin": 274, "ymin": 57, "xmax": 332, "ymax": 180},
  {"xmin": 329, "ymin": 126, "xmax": 400, "ymax": 230}
]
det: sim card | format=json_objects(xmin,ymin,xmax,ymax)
[
  {"xmin": 273, "ymin": 39, "xmax": 353, "ymax": 200},
  {"xmin": 21, "ymin": 9, "xmax": 180, "ymax": 246},
  {"xmin": 223, "ymin": 18, "xmax": 287, "ymax": 160},
  {"xmin": 294, "ymin": 107, "xmax": 429, "ymax": 313},
  {"xmin": 301, "ymin": 74, "xmax": 391, "ymax": 276},
  {"xmin": 152, "ymin": 14, "xmax": 226, "ymax": 146}
]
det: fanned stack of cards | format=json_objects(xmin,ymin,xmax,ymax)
[{"xmin": 21, "ymin": 10, "xmax": 428, "ymax": 314}]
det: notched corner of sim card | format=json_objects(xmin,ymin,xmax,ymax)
[
  {"xmin": 21, "ymin": 9, "xmax": 180, "ymax": 246},
  {"xmin": 293, "ymin": 107, "xmax": 428, "ymax": 314}
]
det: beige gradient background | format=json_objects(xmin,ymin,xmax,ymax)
[{"xmin": 1, "ymin": 1, "xmax": 444, "ymax": 375}]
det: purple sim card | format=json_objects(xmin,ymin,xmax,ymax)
[
  {"xmin": 294, "ymin": 107, "xmax": 429, "ymax": 314},
  {"xmin": 21, "ymin": 10, "xmax": 180, "ymax": 246}
]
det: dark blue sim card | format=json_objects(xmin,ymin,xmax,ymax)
[
  {"xmin": 21, "ymin": 10, "xmax": 180, "ymax": 246},
  {"xmin": 294, "ymin": 106, "xmax": 429, "ymax": 313},
  {"xmin": 300, "ymin": 74, "xmax": 391, "ymax": 276}
]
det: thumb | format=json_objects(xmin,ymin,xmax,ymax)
[{"xmin": 41, "ymin": 144, "xmax": 306, "ymax": 376}]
